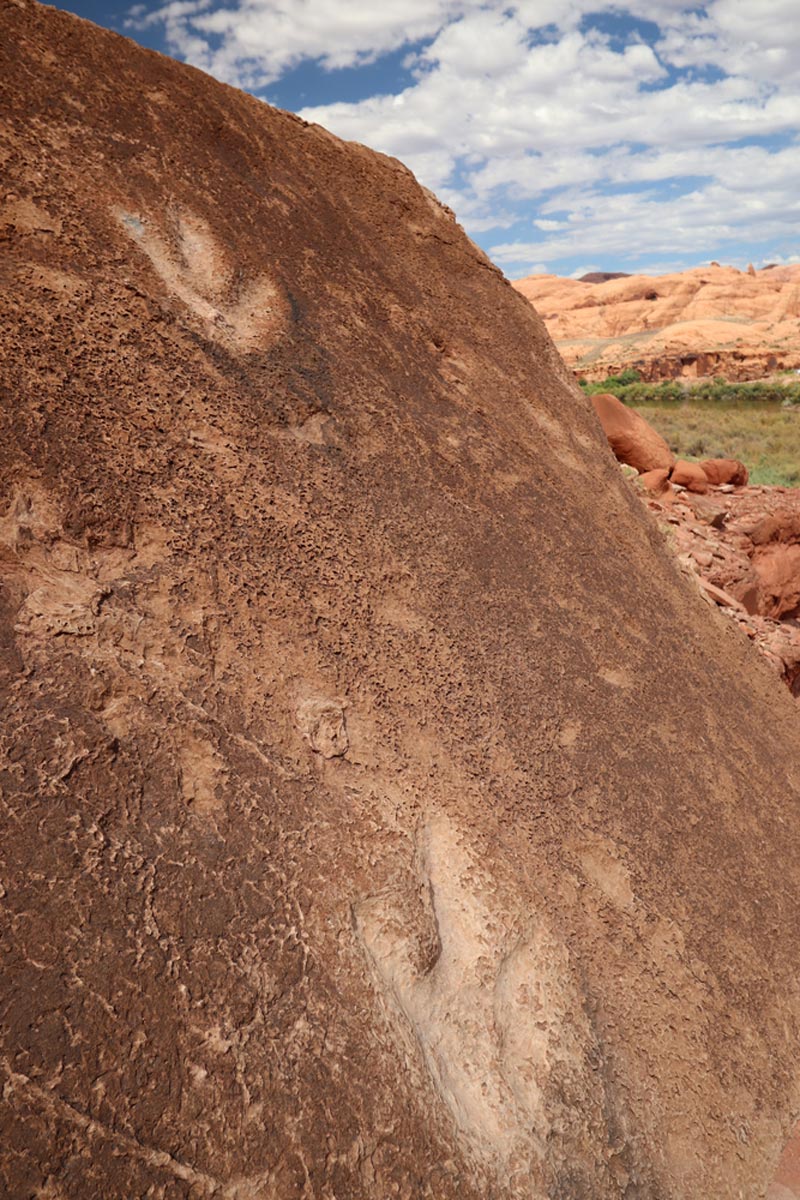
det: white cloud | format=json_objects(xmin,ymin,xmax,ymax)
[
  {"xmin": 490, "ymin": 169, "xmax": 800, "ymax": 269},
  {"xmin": 130, "ymin": 0, "xmax": 800, "ymax": 273},
  {"xmin": 130, "ymin": 0, "xmax": 474, "ymax": 85},
  {"xmin": 658, "ymin": 0, "xmax": 800, "ymax": 86}
]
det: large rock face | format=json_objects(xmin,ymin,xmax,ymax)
[
  {"xmin": 2, "ymin": 4, "xmax": 800, "ymax": 1198},
  {"xmin": 514, "ymin": 264, "xmax": 800, "ymax": 381}
]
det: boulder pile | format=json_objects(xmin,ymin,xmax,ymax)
[
  {"xmin": 595, "ymin": 397, "xmax": 800, "ymax": 698},
  {"xmin": 591, "ymin": 391, "xmax": 749, "ymax": 494},
  {"xmin": 651, "ymin": 485, "xmax": 800, "ymax": 698}
]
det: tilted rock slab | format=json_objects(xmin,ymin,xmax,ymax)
[{"xmin": 1, "ymin": 4, "xmax": 800, "ymax": 1198}]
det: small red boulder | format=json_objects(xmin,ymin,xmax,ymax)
[
  {"xmin": 700, "ymin": 458, "xmax": 749, "ymax": 487},
  {"xmin": 671, "ymin": 460, "xmax": 709, "ymax": 494},
  {"xmin": 638, "ymin": 468, "xmax": 672, "ymax": 497},
  {"xmin": 590, "ymin": 392, "xmax": 675, "ymax": 474}
]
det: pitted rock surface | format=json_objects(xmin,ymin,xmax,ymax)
[{"xmin": 2, "ymin": 4, "xmax": 800, "ymax": 1199}]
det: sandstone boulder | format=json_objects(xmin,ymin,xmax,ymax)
[
  {"xmin": 740, "ymin": 510, "xmax": 800, "ymax": 618},
  {"xmin": 590, "ymin": 391, "xmax": 676, "ymax": 472},
  {"xmin": 700, "ymin": 457, "xmax": 749, "ymax": 487},
  {"xmin": 749, "ymin": 512, "xmax": 800, "ymax": 546},
  {"xmin": 637, "ymin": 467, "xmax": 672, "ymax": 497},
  {"xmin": 671, "ymin": 459, "xmax": 710, "ymax": 493},
  {"xmin": 632, "ymin": 473, "xmax": 800, "ymax": 695},
  {"xmin": 753, "ymin": 545, "xmax": 800, "ymax": 619}
]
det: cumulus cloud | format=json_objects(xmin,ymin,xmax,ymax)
[
  {"xmin": 129, "ymin": 0, "xmax": 472, "ymax": 85},
  {"xmin": 657, "ymin": 0, "xmax": 800, "ymax": 86},
  {"xmin": 129, "ymin": 0, "xmax": 800, "ymax": 273}
]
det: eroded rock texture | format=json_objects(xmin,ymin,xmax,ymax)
[{"xmin": 2, "ymin": 3, "xmax": 800, "ymax": 1198}]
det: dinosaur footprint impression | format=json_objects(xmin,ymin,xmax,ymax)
[{"xmin": 117, "ymin": 207, "xmax": 287, "ymax": 352}]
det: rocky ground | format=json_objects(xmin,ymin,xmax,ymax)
[
  {"xmin": 631, "ymin": 474, "xmax": 800, "ymax": 700},
  {"xmin": 593, "ymin": 389, "xmax": 800, "ymax": 702},
  {"xmin": 514, "ymin": 263, "xmax": 800, "ymax": 381}
]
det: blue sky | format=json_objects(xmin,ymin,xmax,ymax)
[{"xmin": 55, "ymin": 0, "xmax": 800, "ymax": 279}]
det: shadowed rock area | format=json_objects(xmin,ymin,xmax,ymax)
[{"xmin": 2, "ymin": 3, "xmax": 800, "ymax": 1197}]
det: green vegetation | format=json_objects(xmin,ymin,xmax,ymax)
[
  {"xmin": 631, "ymin": 402, "xmax": 800, "ymax": 486},
  {"xmin": 579, "ymin": 370, "xmax": 800, "ymax": 406},
  {"xmin": 581, "ymin": 367, "xmax": 643, "ymax": 388},
  {"xmin": 579, "ymin": 370, "xmax": 800, "ymax": 486}
]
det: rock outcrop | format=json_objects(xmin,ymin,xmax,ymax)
[
  {"xmin": 592, "ymin": 404, "xmax": 799, "ymax": 699},
  {"xmin": 590, "ymin": 394, "xmax": 748, "ymax": 496},
  {"xmin": 514, "ymin": 264, "xmax": 800, "ymax": 381},
  {"xmin": 2, "ymin": 4, "xmax": 800, "ymax": 1199},
  {"xmin": 700, "ymin": 458, "xmax": 750, "ymax": 487},
  {"xmin": 670, "ymin": 459, "xmax": 710, "ymax": 494}
]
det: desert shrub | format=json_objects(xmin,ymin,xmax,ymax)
[
  {"xmin": 607, "ymin": 368, "xmax": 641, "ymax": 386},
  {"xmin": 581, "ymin": 375, "xmax": 800, "ymax": 406},
  {"xmin": 583, "ymin": 378, "xmax": 684, "ymax": 403},
  {"xmin": 584, "ymin": 368, "xmax": 642, "ymax": 389},
  {"xmin": 630, "ymin": 401, "xmax": 800, "ymax": 486}
]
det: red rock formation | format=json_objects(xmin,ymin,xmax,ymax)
[
  {"xmin": 671, "ymin": 459, "xmax": 710, "ymax": 493},
  {"xmin": 700, "ymin": 458, "xmax": 749, "ymax": 487},
  {"xmin": 590, "ymin": 391, "xmax": 675, "ymax": 472},
  {"xmin": 636, "ymin": 479, "xmax": 800, "ymax": 695},
  {"xmin": 750, "ymin": 513, "xmax": 800, "ymax": 546},
  {"xmin": 638, "ymin": 467, "xmax": 672, "ymax": 496},
  {"xmin": 755, "ymin": 544, "xmax": 800, "ymax": 619},
  {"xmin": 2, "ymin": 4, "xmax": 800, "ymax": 1200},
  {"xmin": 747, "ymin": 514, "xmax": 800, "ymax": 620},
  {"xmin": 590, "ymin": 407, "xmax": 800, "ymax": 655},
  {"xmin": 588, "ymin": 400, "xmax": 752, "ymax": 498},
  {"xmin": 514, "ymin": 264, "xmax": 800, "ymax": 381}
]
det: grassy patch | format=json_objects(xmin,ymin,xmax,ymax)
[
  {"xmin": 580, "ymin": 370, "xmax": 800, "ymax": 486},
  {"xmin": 630, "ymin": 402, "xmax": 800, "ymax": 486}
]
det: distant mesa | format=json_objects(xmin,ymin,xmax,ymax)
[{"xmin": 578, "ymin": 271, "xmax": 631, "ymax": 283}]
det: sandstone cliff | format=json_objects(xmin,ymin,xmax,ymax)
[
  {"xmin": 2, "ymin": 3, "xmax": 800, "ymax": 1198},
  {"xmin": 514, "ymin": 264, "xmax": 800, "ymax": 381}
]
